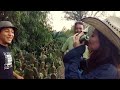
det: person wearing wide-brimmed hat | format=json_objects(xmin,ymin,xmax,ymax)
[
  {"xmin": 63, "ymin": 16, "xmax": 120, "ymax": 79},
  {"xmin": 0, "ymin": 21, "xmax": 24, "ymax": 79}
]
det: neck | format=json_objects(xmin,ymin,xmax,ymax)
[
  {"xmin": 0, "ymin": 40, "xmax": 8, "ymax": 47},
  {"xmin": 0, "ymin": 43, "xmax": 8, "ymax": 47}
]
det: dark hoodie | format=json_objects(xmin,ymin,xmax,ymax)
[{"xmin": 63, "ymin": 45, "xmax": 85, "ymax": 79}]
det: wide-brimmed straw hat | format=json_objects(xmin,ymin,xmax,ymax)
[{"xmin": 81, "ymin": 16, "xmax": 120, "ymax": 51}]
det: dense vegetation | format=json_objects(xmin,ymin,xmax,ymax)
[
  {"xmin": 0, "ymin": 11, "xmax": 75, "ymax": 79},
  {"xmin": 0, "ymin": 11, "xmax": 107, "ymax": 79}
]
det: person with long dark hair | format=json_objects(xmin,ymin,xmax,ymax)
[{"xmin": 63, "ymin": 16, "xmax": 120, "ymax": 79}]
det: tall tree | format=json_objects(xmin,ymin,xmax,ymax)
[{"xmin": 64, "ymin": 11, "xmax": 105, "ymax": 21}]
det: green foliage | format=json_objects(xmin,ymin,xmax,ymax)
[
  {"xmin": 64, "ymin": 11, "xmax": 106, "ymax": 21},
  {"xmin": 0, "ymin": 11, "xmax": 74, "ymax": 79},
  {"xmin": 64, "ymin": 11, "xmax": 88, "ymax": 21}
]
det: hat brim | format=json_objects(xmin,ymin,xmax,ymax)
[
  {"xmin": 81, "ymin": 17, "xmax": 120, "ymax": 51},
  {"xmin": 0, "ymin": 26, "xmax": 17, "ymax": 31}
]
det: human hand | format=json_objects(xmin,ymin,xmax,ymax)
[
  {"xmin": 16, "ymin": 75, "xmax": 24, "ymax": 79},
  {"xmin": 73, "ymin": 32, "xmax": 84, "ymax": 47}
]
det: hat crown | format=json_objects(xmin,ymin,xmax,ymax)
[
  {"xmin": 0, "ymin": 21, "xmax": 14, "ymax": 28},
  {"xmin": 104, "ymin": 16, "xmax": 120, "ymax": 36},
  {"xmin": 105, "ymin": 16, "xmax": 120, "ymax": 29}
]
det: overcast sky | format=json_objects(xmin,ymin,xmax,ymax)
[{"xmin": 47, "ymin": 11, "xmax": 120, "ymax": 31}]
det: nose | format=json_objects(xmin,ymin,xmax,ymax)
[{"xmin": 8, "ymin": 31, "xmax": 14, "ymax": 36}]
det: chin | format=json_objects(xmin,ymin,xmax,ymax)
[
  {"xmin": 6, "ymin": 41, "xmax": 12, "ymax": 44},
  {"xmin": 88, "ymin": 45, "xmax": 93, "ymax": 51}
]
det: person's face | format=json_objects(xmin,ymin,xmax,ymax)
[
  {"xmin": 75, "ymin": 24, "xmax": 84, "ymax": 33},
  {"xmin": 88, "ymin": 30, "xmax": 100, "ymax": 51},
  {"xmin": 0, "ymin": 28, "xmax": 14, "ymax": 46}
]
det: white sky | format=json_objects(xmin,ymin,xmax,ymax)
[
  {"xmin": 47, "ymin": 11, "xmax": 120, "ymax": 31},
  {"xmin": 47, "ymin": 11, "xmax": 75, "ymax": 31}
]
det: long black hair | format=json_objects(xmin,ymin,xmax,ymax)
[{"xmin": 87, "ymin": 29, "xmax": 120, "ymax": 72}]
